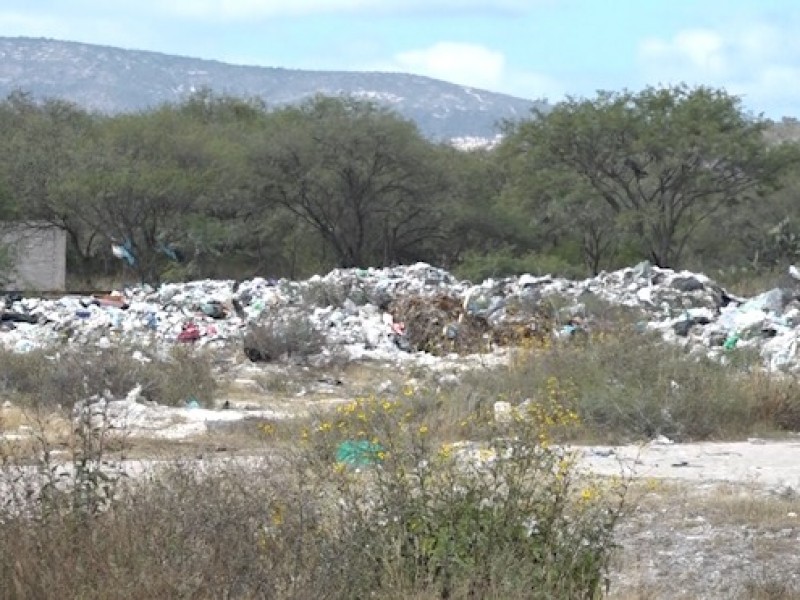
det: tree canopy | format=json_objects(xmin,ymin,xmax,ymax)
[
  {"xmin": 1, "ymin": 84, "xmax": 799, "ymax": 285},
  {"xmin": 252, "ymin": 96, "xmax": 450, "ymax": 268},
  {"xmin": 502, "ymin": 85, "xmax": 798, "ymax": 269}
]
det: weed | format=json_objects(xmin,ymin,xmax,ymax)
[
  {"xmin": 0, "ymin": 345, "xmax": 216, "ymax": 410},
  {"xmin": 456, "ymin": 326, "xmax": 800, "ymax": 442},
  {"xmin": 243, "ymin": 311, "xmax": 325, "ymax": 363},
  {"xmin": 287, "ymin": 391, "xmax": 627, "ymax": 598}
]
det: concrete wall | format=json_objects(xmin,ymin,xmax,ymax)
[{"xmin": 0, "ymin": 223, "xmax": 67, "ymax": 291}]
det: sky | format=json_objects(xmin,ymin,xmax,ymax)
[{"xmin": 1, "ymin": 0, "xmax": 799, "ymax": 118}]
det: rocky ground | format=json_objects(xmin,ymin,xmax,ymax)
[
  {"xmin": 610, "ymin": 478, "xmax": 800, "ymax": 599},
  {"xmin": 4, "ymin": 261, "xmax": 800, "ymax": 598},
  {"xmin": 2, "ymin": 260, "xmax": 800, "ymax": 371}
]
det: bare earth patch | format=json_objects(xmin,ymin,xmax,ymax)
[
  {"xmin": 611, "ymin": 480, "xmax": 800, "ymax": 599},
  {"xmin": 574, "ymin": 438, "xmax": 800, "ymax": 598},
  {"xmin": 4, "ymin": 355, "xmax": 800, "ymax": 599}
]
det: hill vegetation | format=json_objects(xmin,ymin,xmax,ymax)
[
  {"xmin": 0, "ymin": 37, "xmax": 539, "ymax": 141},
  {"xmin": 1, "ymin": 84, "xmax": 799, "ymax": 288}
]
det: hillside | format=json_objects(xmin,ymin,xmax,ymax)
[{"xmin": 0, "ymin": 37, "xmax": 542, "ymax": 141}]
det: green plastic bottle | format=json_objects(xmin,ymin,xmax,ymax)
[{"xmin": 723, "ymin": 332, "xmax": 739, "ymax": 350}]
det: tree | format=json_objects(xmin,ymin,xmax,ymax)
[
  {"xmin": 69, "ymin": 108, "xmax": 217, "ymax": 283},
  {"xmin": 504, "ymin": 85, "xmax": 796, "ymax": 268},
  {"xmin": 434, "ymin": 146, "xmax": 527, "ymax": 267},
  {"xmin": 0, "ymin": 93, "xmax": 102, "ymax": 277},
  {"xmin": 252, "ymin": 96, "xmax": 448, "ymax": 268},
  {"xmin": 0, "ymin": 181, "xmax": 19, "ymax": 285}
]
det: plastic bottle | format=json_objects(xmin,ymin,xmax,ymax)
[{"xmin": 723, "ymin": 332, "xmax": 739, "ymax": 350}]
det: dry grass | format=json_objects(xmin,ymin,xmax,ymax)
[
  {"xmin": 702, "ymin": 485, "xmax": 800, "ymax": 528},
  {"xmin": 625, "ymin": 479, "xmax": 800, "ymax": 527},
  {"xmin": 610, "ymin": 480, "xmax": 800, "ymax": 599},
  {"xmin": 0, "ymin": 406, "xmax": 73, "ymax": 458},
  {"xmin": 0, "ymin": 344, "xmax": 217, "ymax": 410},
  {"xmin": 448, "ymin": 327, "xmax": 800, "ymax": 443},
  {"xmin": 0, "ymin": 405, "xmax": 26, "ymax": 430},
  {"xmin": 712, "ymin": 266, "xmax": 793, "ymax": 299}
]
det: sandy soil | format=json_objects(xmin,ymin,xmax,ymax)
[
  {"xmin": 575, "ymin": 439, "xmax": 800, "ymax": 599},
  {"xmin": 579, "ymin": 437, "xmax": 800, "ymax": 491}
]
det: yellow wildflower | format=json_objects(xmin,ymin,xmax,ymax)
[
  {"xmin": 580, "ymin": 486, "xmax": 598, "ymax": 503},
  {"xmin": 258, "ymin": 422, "xmax": 276, "ymax": 436},
  {"xmin": 270, "ymin": 505, "xmax": 284, "ymax": 526},
  {"xmin": 438, "ymin": 443, "xmax": 453, "ymax": 459}
]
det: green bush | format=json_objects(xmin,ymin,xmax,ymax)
[
  {"xmin": 243, "ymin": 312, "xmax": 326, "ymax": 363},
  {"xmin": 0, "ymin": 345, "xmax": 216, "ymax": 409},
  {"xmin": 457, "ymin": 327, "xmax": 800, "ymax": 442}
]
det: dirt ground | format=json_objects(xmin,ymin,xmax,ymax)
[
  {"xmin": 585, "ymin": 440, "xmax": 800, "ymax": 599},
  {"xmin": 3, "ymin": 356, "xmax": 800, "ymax": 599}
]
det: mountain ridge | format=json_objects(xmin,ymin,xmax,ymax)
[{"xmin": 0, "ymin": 36, "xmax": 542, "ymax": 141}]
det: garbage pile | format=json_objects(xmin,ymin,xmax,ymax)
[
  {"xmin": 2, "ymin": 261, "xmax": 800, "ymax": 371},
  {"xmin": 71, "ymin": 385, "xmax": 287, "ymax": 440}
]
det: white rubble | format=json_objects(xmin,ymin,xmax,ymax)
[
  {"xmin": 71, "ymin": 386, "xmax": 291, "ymax": 440},
  {"xmin": 2, "ymin": 261, "xmax": 800, "ymax": 372}
]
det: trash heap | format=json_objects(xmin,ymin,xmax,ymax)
[
  {"xmin": 2, "ymin": 261, "xmax": 800, "ymax": 371},
  {"xmin": 71, "ymin": 385, "xmax": 288, "ymax": 439}
]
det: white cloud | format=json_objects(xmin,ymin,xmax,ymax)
[
  {"xmin": 395, "ymin": 42, "xmax": 506, "ymax": 90},
  {"xmin": 637, "ymin": 22, "xmax": 800, "ymax": 117},
  {"xmin": 640, "ymin": 28, "xmax": 727, "ymax": 77},
  {"xmin": 157, "ymin": 0, "xmax": 531, "ymax": 19},
  {"xmin": 377, "ymin": 42, "xmax": 563, "ymax": 100}
]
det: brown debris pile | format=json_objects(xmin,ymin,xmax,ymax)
[{"xmin": 389, "ymin": 293, "xmax": 554, "ymax": 356}]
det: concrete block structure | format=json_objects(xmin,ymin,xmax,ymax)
[{"xmin": 0, "ymin": 222, "xmax": 67, "ymax": 291}]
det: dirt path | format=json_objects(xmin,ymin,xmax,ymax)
[
  {"xmin": 579, "ymin": 437, "xmax": 800, "ymax": 491},
  {"xmin": 574, "ymin": 439, "xmax": 800, "ymax": 599}
]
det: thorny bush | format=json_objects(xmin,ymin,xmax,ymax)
[
  {"xmin": 266, "ymin": 389, "xmax": 628, "ymax": 598},
  {"xmin": 0, "ymin": 344, "xmax": 216, "ymax": 409}
]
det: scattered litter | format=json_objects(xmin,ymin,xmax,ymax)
[
  {"xmin": 1, "ymin": 261, "xmax": 800, "ymax": 372},
  {"xmin": 335, "ymin": 440, "xmax": 384, "ymax": 467},
  {"xmin": 111, "ymin": 240, "xmax": 136, "ymax": 267},
  {"xmin": 0, "ymin": 311, "xmax": 39, "ymax": 324},
  {"xmin": 69, "ymin": 387, "xmax": 289, "ymax": 439},
  {"xmin": 591, "ymin": 448, "xmax": 615, "ymax": 458},
  {"xmin": 177, "ymin": 322, "xmax": 201, "ymax": 343},
  {"xmin": 723, "ymin": 333, "xmax": 740, "ymax": 351}
]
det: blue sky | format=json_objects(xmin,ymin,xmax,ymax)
[{"xmin": 2, "ymin": 0, "xmax": 799, "ymax": 118}]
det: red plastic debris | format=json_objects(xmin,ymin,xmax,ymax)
[{"xmin": 177, "ymin": 321, "xmax": 201, "ymax": 343}]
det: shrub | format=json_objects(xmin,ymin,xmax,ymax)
[
  {"xmin": 243, "ymin": 311, "xmax": 325, "ymax": 363},
  {"xmin": 289, "ymin": 393, "xmax": 627, "ymax": 598},
  {"xmin": 0, "ymin": 345, "xmax": 217, "ymax": 409},
  {"xmin": 457, "ymin": 326, "xmax": 800, "ymax": 442}
]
